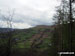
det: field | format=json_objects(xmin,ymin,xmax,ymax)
[
  {"xmin": 0, "ymin": 24, "xmax": 75, "ymax": 56},
  {"xmin": 0, "ymin": 26, "xmax": 53, "ymax": 56}
]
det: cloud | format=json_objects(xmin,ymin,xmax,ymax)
[
  {"xmin": 0, "ymin": 20, "xmax": 8, "ymax": 28},
  {"xmin": 0, "ymin": 0, "xmax": 61, "ymax": 29},
  {"xmin": 0, "ymin": 20, "xmax": 33, "ymax": 29},
  {"xmin": 12, "ymin": 22, "xmax": 33, "ymax": 29}
]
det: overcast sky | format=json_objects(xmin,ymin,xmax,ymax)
[{"xmin": 0, "ymin": 0, "xmax": 61, "ymax": 29}]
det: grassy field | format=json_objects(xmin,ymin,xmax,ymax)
[
  {"xmin": 0, "ymin": 24, "xmax": 75, "ymax": 56},
  {"xmin": 0, "ymin": 27, "xmax": 52, "ymax": 56}
]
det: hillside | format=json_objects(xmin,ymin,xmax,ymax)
[
  {"xmin": 0, "ymin": 25, "xmax": 54, "ymax": 56},
  {"xmin": 12, "ymin": 25, "xmax": 53, "ymax": 49},
  {"xmin": 0, "ymin": 24, "xmax": 75, "ymax": 56}
]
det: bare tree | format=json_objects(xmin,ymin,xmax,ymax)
[
  {"xmin": 0, "ymin": 9, "xmax": 15, "ymax": 28},
  {"xmin": 0, "ymin": 8, "xmax": 15, "ymax": 56},
  {"xmin": 52, "ymin": 0, "xmax": 75, "ymax": 53}
]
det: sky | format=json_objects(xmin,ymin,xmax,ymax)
[{"xmin": 0, "ymin": 0, "xmax": 61, "ymax": 29}]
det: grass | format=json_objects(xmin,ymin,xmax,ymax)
[
  {"xmin": 39, "ymin": 38, "xmax": 51, "ymax": 48},
  {"xmin": 0, "ymin": 28, "xmax": 52, "ymax": 56}
]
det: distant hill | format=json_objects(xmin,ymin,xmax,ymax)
[
  {"xmin": 0, "ymin": 28, "xmax": 14, "ymax": 33},
  {"xmin": 0, "ymin": 25, "xmax": 55, "ymax": 33},
  {"xmin": 34, "ymin": 25, "xmax": 51, "ymax": 29},
  {"xmin": 32, "ymin": 25, "xmax": 56, "ymax": 31}
]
